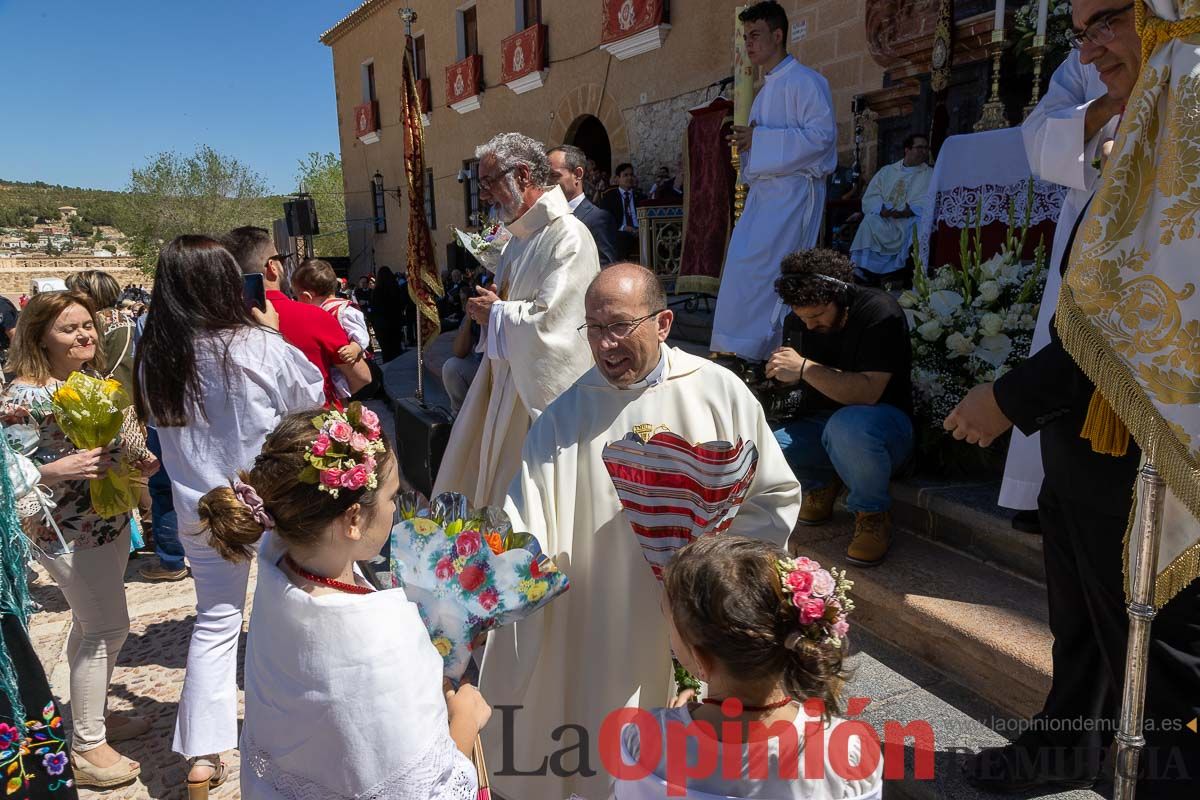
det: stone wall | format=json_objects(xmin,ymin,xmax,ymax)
[
  {"xmin": 0, "ymin": 258, "xmax": 148, "ymax": 294},
  {"xmin": 624, "ymin": 86, "xmax": 715, "ymax": 189}
]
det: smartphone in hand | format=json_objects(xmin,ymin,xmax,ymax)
[{"xmin": 243, "ymin": 273, "xmax": 266, "ymax": 312}]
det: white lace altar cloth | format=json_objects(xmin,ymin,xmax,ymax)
[{"xmin": 917, "ymin": 127, "xmax": 1067, "ymax": 267}]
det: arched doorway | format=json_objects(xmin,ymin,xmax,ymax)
[{"xmin": 566, "ymin": 114, "xmax": 611, "ymax": 174}]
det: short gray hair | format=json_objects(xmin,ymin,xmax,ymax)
[
  {"xmin": 547, "ymin": 144, "xmax": 587, "ymax": 174},
  {"xmin": 476, "ymin": 132, "xmax": 554, "ymax": 188}
]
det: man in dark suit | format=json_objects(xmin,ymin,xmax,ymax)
[
  {"xmin": 598, "ymin": 162, "xmax": 643, "ymax": 260},
  {"xmin": 547, "ymin": 145, "xmax": 620, "ymax": 267}
]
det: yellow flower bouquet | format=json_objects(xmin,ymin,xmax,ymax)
[{"xmin": 50, "ymin": 372, "xmax": 139, "ymax": 518}]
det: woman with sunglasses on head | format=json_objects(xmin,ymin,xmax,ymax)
[
  {"xmin": 134, "ymin": 236, "xmax": 324, "ymax": 795},
  {"xmin": 2, "ymin": 291, "xmax": 157, "ymax": 790}
]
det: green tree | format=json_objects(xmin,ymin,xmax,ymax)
[
  {"xmin": 70, "ymin": 217, "xmax": 94, "ymax": 237},
  {"xmin": 294, "ymin": 152, "xmax": 347, "ymax": 258},
  {"xmin": 116, "ymin": 145, "xmax": 276, "ymax": 271},
  {"xmin": 23, "ymin": 232, "xmax": 38, "ymax": 245}
]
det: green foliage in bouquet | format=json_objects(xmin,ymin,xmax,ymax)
[
  {"xmin": 673, "ymin": 658, "xmax": 703, "ymax": 700},
  {"xmin": 903, "ymin": 180, "xmax": 1048, "ymax": 471},
  {"xmin": 50, "ymin": 373, "xmax": 139, "ymax": 518}
]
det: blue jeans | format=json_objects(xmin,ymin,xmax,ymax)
[
  {"xmin": 147, "ymin": 428, "xmax": 185, "ymax": 571},
  {"xmin": 773, "ymin": 404, "xmax": 914, "ymax": 514}
]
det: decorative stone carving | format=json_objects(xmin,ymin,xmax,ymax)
[{"xmin": 866, "ymin": 0, "xmax": 938, "ymax": 68}]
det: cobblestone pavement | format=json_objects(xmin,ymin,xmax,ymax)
[{"xmin": 28, "ymin": 554, "xmax": 256, "ymax": 799}]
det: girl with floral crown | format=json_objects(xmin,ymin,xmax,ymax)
[
  {"xmin": 199, "ymin": 406, "xmax": 490, "ymax": 799},
  {"xmin": 616, "ymin": 535, "xmax": 882, "ymax": 800}
]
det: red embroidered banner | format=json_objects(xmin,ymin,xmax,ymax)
[
  {"xmin": 416, "ymin": 77, "xmax": 432, "ymax": 115},
  {"xmin": 500, "ymin": 24, "xmax": 547, "ymax": 84},
  {"xmin": 444, "ymin": 54, "xmax": 482, "ymax": 106},
  {"xmin": 600, "ymin": 0, "xmax": 665, "ymax": 45},
  {"xmin": 402, "ymin": 50, "xmax": 442, "ymax": 343},
  {"xmin": 353, "ymin": 101, "xmax": 379, "ymax": 138}
]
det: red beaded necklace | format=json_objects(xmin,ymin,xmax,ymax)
[
  {"xmin": 284, "ymin": 555, "xmax": 373, "ymax": 595},
  {"xmin": 701, "ymin": 696, "xmax": 796, "ymax": 713}
]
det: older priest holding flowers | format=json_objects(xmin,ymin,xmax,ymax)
[{"xmin": 479, "ymin": 264, "xmax": 800, "ymax": 800}]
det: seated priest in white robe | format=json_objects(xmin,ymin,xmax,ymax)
[
  {"xmin": 479, "ymin": 264, "xmax": 802, "ymax": 800},
  {"xmin": 434, "ymin": 133, "xmax": 600, "ymax": 508},
  {"xmin": 998, "ymin": 50, "xmax": 1117, "ymax": 515},
  {"xmin": 710, "ymin": 3, "xmax": 836, "ymax": 362},
  {"xmin": 849, "ymin": 134, "xmax": 933, "ymax": 283}
]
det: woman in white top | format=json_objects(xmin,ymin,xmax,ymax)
[
  {"xmin": 134, "ymin": 235, "xmax": 325, "ymax": 795},
  {"xmin": 616, "ymin": 536, "xmax": 883, "ymax": 800},
  {"xmin": 199, "ymin": 408, "xmax": 490, "ymax": 798}
]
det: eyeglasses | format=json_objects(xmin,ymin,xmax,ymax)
[
  {"xmin": 577, "ymin": 310, "xmax": 665, "ymax": 340},
  {"xmin": 478, "ymin": 166, "xmax": 517, "ymax": 192},
  {"xmin": 1067, "ymin": 3, "xmax": 1133, "ymax": 49},
  {"xmin": 268, "ymin": 252, "xmax": 293, "ymax": 265}
]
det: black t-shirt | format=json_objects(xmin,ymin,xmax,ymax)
[
  {"xmin": 780, "ymin": 286, "xmax": 913, "ymax": 417},
  {"xmin": 0, "ymin": 296, "xmax": 17, "ymax": 349}
]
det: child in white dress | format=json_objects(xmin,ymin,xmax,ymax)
[
  {"xmin": 199, "ymin": 407, "xmax": 489, "ymax": 798},
  {"xmin": 616, "ymin": 535, "xmax": 882, "ymax": 800}
]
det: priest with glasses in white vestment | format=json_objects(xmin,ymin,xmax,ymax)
[
  {"xmin": 710, "ymin": 1, "xmax": 837, "ymax": 362},
  {"xmin": 848, "ymin": 134, "xmax": 933, "ymax": 284},
  {"xmin": 479, "ymin": 265, "xmax": 801, "ymax": 800},
  {"xmin": 434, "ymin": 132, "xmax": 600, "ymax": 508}
]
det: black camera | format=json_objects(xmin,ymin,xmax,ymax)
[{"xmin": 715, "ymin": 356, "xmax": 809, "ymax": 422}]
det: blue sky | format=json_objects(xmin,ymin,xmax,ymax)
[{"xmin": 0, "ymin": 0, "xmax": 363, "ymax": 194}]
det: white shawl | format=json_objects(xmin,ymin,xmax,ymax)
[{"xmin": 239, "ymin": 534, "xmax": 477, "ymax": 799}]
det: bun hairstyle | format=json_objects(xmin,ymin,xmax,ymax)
[
  {"xmin": 663, "ymin": 535, "xmax": 847, "ymax": 718},
  {"xmin": 198, "ymin": 411, "xmax": 394, "ymax": 562}
]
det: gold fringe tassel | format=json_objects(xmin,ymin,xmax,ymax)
[{"xmin": 1081, "ymin": 389, "xmax": 1131, "ymax": 457}]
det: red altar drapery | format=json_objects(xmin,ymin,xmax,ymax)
[{"xmin": 678, "ymin": 97, "xmax": 735, "ymax": 296}]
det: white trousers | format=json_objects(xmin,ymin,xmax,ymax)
[
  {"xmin": 39, "ymin": 527, "xmax": 132, "ymax": 752},
  {"xmin": 172, "ymin": 529, "xmax": 251, "ymax": 758}
]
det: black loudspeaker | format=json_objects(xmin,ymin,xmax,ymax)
[{"xmin": 284, "ymin": 198, "xmax": 319, "ymax": 236}]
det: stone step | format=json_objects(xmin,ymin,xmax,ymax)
[
  {"xmin": 890, "ymin": 478, "xmax": 1045, "ymax": 586},
  {"xmin": 849, "ymin": 630, "xmax": 1101, "ymax": 800},
  {"xmin": 790, "ymin": 518, "xmax": 1052, "ymax": 722}
]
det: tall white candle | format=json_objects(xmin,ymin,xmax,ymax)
[
  {"xmin": 1035, "ymin": 0, "xmax": 1049, "ymax": 37},
  {"xmin": 994, "ymin": 0, "xmax": 1006, "ymax": 31}
]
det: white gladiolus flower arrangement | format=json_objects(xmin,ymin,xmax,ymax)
[{"xmin": 904, "ymin": 182, "xmax": 1048, "ymax": 434}]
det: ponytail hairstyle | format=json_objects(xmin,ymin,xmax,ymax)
[
  {"xmin": 198, "ymin": 408, "xmax": 394, "ymax": 562},
  {"xmin": 663, "ymin": 535, "xmax": 849, "ymax": 720}
]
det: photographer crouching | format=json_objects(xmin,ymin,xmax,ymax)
[{"xmin": 765, "ymin": 249, "xmax": 913, "ymax": 566}]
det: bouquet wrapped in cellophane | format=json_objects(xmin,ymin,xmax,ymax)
[
  {"xmin": 50, "ymin": 372, "xmax": 139, "ymax": 518},
  {"xmin": 384, "ymin": 491, "xmax": 569, "ymax": 680},
  {"xmin": 452, "ymin": 222, "xmax": 511, "ymax": 272}
]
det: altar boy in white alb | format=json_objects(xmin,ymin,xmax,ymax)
[
  {"xmin": 998, "ymin": 50, "xmax": 1118, "ymax": 514},
  {"xmin": 480, "ymin": 265, "xmax": 801, "ymax": 800},
  {"xmin": 710, "ymin": 0, "xmax": 837, "ymax": 361}
]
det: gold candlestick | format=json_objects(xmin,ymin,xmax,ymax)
[
  {"xmin": 1023, "ymin": 34, "xmax": 1047, "ymax": 119},
  {"xmin": 731, "ymin": 144, "xmax": 747, "ymax": 222},
  {"xmin": 975, "ymin": 29, "xmax": 1010, "ymax": 131}
]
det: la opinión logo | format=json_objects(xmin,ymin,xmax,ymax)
[{"xmin": 495, "ymin": 698, "xmax": 936, "ymax": 795}]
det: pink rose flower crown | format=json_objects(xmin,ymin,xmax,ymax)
[
  {"xmin": 299, "ymin": 402, "xmax": 386, "ymax": 499},
  {"xmin": 776, "ymin": 555, "xmax": 856, "ymax": 649}
]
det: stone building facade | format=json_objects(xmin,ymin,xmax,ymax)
[{"xmin": 321, "ymin": 0, "xmax": 1000, "ymax": 280}]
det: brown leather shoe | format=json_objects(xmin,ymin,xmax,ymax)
[
  {"xmin": 846, "ymin": 511, "xmax": 891, "ymax": 566},
  {"xmin": 796, "ymin": 477, "xmax": 843, "ymax": 526}
]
